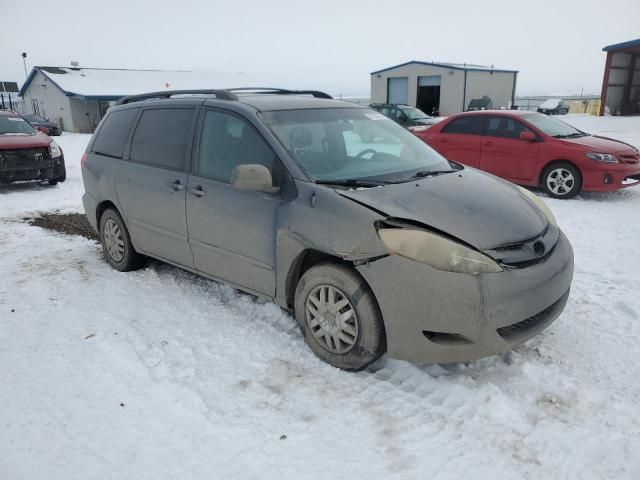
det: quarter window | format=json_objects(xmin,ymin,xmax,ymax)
[
  {"xmin": 441, "ymin": 116, "xmax": 484, "ymax": 135},
  {"xmin": 485, "ymin": 117, "xmax": 532, "ymax": 139},
  {"xmin": 197, "ymin": 110, "xmax": 280, "ymax": 186},
  {"xmin": 130, "ymin": 108, "xmax": 195, "ymax": 170},
  {"xmin": 91, "ymin": 108, "xmax": 139, "ymax": 158}
]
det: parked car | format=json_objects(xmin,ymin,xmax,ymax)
[
  {"xmin": 82, "ymin": 88, "xmax": 573, "ymax": 371},
  {"xmin": 369, "ymin": 103, "xmax": 438, "ymax": 130},
  {"xmin": 0, "ymin": 110, "xmax": 66, "ymax": 185},
  {"xmin": 416, "ymin": 110, "xmax": 640, "ymax": 198},
  {"xmin": 21, "ymin": 113, "xmax": 61, "ymax": 136},
  {"xmin": 467, "ymin": 96, "xmax": 492, "ymax": 111},
  {"xmin": 537, "ymin": 99, "xmax": 568, "ymax": 115}
]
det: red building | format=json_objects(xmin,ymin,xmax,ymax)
[{"xmin": 600, "ymin": 38, "xmax": 640, "ymax": 116}]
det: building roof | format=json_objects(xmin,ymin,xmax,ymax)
[
  {"xmin": 602, "ymin": 38, "xmax": 640, "ymax": 52},
  {"xmin": 370, "ymin": 60, "xmax": 518, "ymax": 75},
  {"xmin": 19, "ymin": 66, "xmax": 251, "ymax": 100}
]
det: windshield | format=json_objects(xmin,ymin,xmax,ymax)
[
  {"xmin": 539, "ymin": 99, "xmax": 561, "ymax": 109},
  {"xmin": 23, "ymin": 114, "xmax": 45, "ymax": 123},
  {"xmin": 523, "ymin": 113, "xmax": 584, "ymax": 138},
  {"xmin": 402, "ymin": 107, "xmax": 428, "ymax": 120},
  {"xmin": 0, "ymin": 116, "xmax": 36, "ymax": 135},
  {"xmin": 261, "ymin": 108, "xmax": 452, "ymax": 183}
]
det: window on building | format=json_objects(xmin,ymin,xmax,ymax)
[
  {"xmin": 91, "ymin": 108, "xmax": 139, "ymax": 158},
  {"xmin": 129, "ymin": 108, "xmax": 195, "ymax": 170}
]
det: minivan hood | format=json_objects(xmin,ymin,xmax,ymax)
[
  {"xmin": 340, "ymin": 168, "xmax": 548, "ymax": 250},
  {"xmin": 560, "ymin": 134, "xmax": 637, "ymax": 153}
]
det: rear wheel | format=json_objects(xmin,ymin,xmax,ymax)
[
  {"xmin": 99, "ymin": 208, "xmax": 144, "ymax": 271},
  {"xmin": 294, "ymin": 263, "xmax": 385, "ymax": 371},
  {"xmin": 542, "ymin": 162, "xmax": 582, "ymax": 199}
]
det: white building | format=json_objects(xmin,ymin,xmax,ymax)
[
  {"xmin": 19, "ymin": 67, "xmax": 250, "ymax": 133},
  {"xmin": 370, "ymin": 61, "xmax": 518, "ymax": 116}
]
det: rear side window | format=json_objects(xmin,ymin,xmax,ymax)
[
  {"xmin": 441, "ymin": 116, "xmax": 484, "ymax": 135},
  {"xmin": 91, "ymin": 108, "xmax": 139, "ymax": 158},
  {"xmin": 130, "ymin": 108, "xmax": 195, "ymax": 170}
]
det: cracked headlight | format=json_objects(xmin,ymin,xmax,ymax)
[
  {"xmin": 378, "ymin": 229, "xmax": 503, "ymax": 274},
  {"xmin": 517, "ymin": 186, "xmax": 557, "ymax": 227},
  {"xmin": 49, "ymin": 140, "xmax": 62, "ymax": 159},
  {"xmin": 585, "ymin": 152, "xmax": 618, "ymax": 163}
]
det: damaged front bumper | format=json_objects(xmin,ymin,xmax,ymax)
[
  {"xmin": 356, "ymin": 231, "xmax": 574, "ymax": 364},
  {"xmin": 0, "ymin": 149, "xmax": 65, "ymax": 184}
]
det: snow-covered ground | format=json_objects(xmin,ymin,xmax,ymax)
[{"xmin": 1, "ymin": 114, "xmax": 639, "ymax": 479}]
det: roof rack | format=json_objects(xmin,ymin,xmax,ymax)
[
  {"xmin": 115, "ymin": 89, "xmax": 238, "ymax": 105},
  {"xmin": 227, "ymin": 87, "xmax": 333, "ymax": 99}
]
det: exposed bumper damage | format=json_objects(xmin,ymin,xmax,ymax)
[
  {"xmin": 0, "ymin": 148, "xmax": 65, "ymax": 184},
  {"xmin": 356, "ymin": 231, "xmax": 574, "ymax": 364}
]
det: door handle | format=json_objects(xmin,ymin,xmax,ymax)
[
  {"xmin": 171, "ymin": 180, "xmax": 185, "ymax": 191},
  {"xmin": 189, "ymin": 186, "xmax": 205, "ymax": 197},
  {"xmin": 440, "ymin": 137, "xmax": 448, "ymax": 143},
  {"xmin": 483, "ymin": 141, "xmax": 493, "ymax": 147}
]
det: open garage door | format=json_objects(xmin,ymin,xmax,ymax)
[
  {"xmin": 387, "ymin": 77, "xmax": 408, "ymax": 104},
  {"xmin": 417, "ymin": 75, "xmax": 441, "ymax": 116}
]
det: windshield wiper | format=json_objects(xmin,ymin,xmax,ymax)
[
  {"xmin": 404, "ymin": 169, "xmax": 456, "ymax": 181},
  {"xmin": 554, "ymin": 132, "xmax": 586, "ymax": 139},
  {"xmin": 315, "ymin": 178, "xmax": 389, "ymax": 188}
]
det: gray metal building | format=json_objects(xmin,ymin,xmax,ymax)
[
  {"xmin": 18, "ymin": 66, "xmax": 249, "ymax": 133},
  {"xmin": 370, "ymin": 61, "xmax": 518, "ymax": 116}
]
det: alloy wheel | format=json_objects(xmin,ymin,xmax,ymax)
[{"xmin": 546, "ymin": 168, "xmax": 576, "ymax": 196}]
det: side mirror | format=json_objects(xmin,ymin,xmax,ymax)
[
  {"xmin": 519, "ymin": 131, "xmax": 536, "ymax": 141},
  {"xmin": 37, "ymin": 126, "xmax": 50, "ymax": 134},
  {"xmin": 231, "ymin": 164, "xmax": 279, "ymax": 194}
]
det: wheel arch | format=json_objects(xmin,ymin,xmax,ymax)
[
  {"xmin": 539, "ymin": 159, "xmax": 582, "ymax": 186},
  {"xmin": 95, "ymin": 200, "xmax": 120, "ymax": 233}
]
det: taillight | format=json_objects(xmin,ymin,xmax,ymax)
[{"xmin": 81, "ymin": 153, "xmax": 88, "ymax": 168}]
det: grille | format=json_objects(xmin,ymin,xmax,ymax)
[
  {"xmin": 0, "ymin": 147, "xmax": 53, "ymax": 182},
  {"xmin": 496, "ymin": 290, "xmax": 569, "ymax": 341}
]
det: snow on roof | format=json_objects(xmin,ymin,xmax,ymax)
[{"xmin": 21, "ymin": 66, "xmax": 253, "ymax": 99}]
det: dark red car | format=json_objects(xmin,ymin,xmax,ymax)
[
  {"xmin": 0, "ymin": 110, "xmax": 66, "ymax": 185},
  {"xmin": 415, "ymin": 111, "xmax": 640, "ymax": 198}
]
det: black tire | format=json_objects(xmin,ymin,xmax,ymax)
[
  {"xmin": 48, "ymin": 164, "xmax": 66, "ymax": 185},
  {"xmin": 294, "ymin": 263, "xmax": 386, "ymax": 371},
  {"xmin": 99, "ymin": 208, "xmax": 144, "ymax": 271},
  {"xmin": 542, "ymin": 162, "xmax": 582, "ymax": 199}
]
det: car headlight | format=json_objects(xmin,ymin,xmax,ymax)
[
  {"xmin": 49, "ymin": 140, "xmax": 62, "ymax": 159},
  {"xmin": 378, "ymin": 229, "xmax": 503, "ymax": 274},
  {"xmin": 517, "ymin": 186, "xmax": 557, "ymax": 227},
  {"xmin": 585, "ymin": 152, "xmax": 618, "ymax": 163}
]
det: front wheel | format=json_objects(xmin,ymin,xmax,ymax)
[
  {"xmin": 542, "ymin": 163, "xmax": 582, "ymax": 199},
  {"xmin": 294, "ymin": 263, "xmax": 386, "ymax": 371}
]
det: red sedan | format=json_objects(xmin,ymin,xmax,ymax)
[{"xmin": 414, "ymin": 111, "xmax": 640, "ymax": 198}]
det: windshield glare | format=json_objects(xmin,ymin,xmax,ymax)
[
  {"xmin": 261, "ymin": 108, "xmax": 451, "ymax": 183},
  {"xmin": 524, "ymin": 113, "xmax": 582, "ymax": 137},
  {"xmin": 0, "ymin": 116, "xmax": 36, "ymax": 135}
]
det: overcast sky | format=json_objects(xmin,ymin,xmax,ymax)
[{"xmin": 1, "ymin": 0, "xmax": 638, "ymax": 97}]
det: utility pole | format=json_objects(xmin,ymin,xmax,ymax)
[
  {"xmin": 21, "ymin": 52, "xmax": 28, "ymax": 78},
  {"xmin": 21, "ymin": 52, "xmax": 32, "ymax": 113}
]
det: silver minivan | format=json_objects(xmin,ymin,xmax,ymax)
[{"xmin": 81, "ymin": 88, "xmax": 573, "ymax": 371}]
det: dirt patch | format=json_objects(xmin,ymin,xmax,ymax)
[{"xmin": 27, "ymin": 213, "xmax": 99, "ymax": 241}]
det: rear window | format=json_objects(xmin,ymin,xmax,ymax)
[
  {"xmin": 92, "ymin": 108, "xmax": 139, "ymax": 158},
  {"xmin": 441, "ymin": 116, "xmax": 484, "ymax": 135},
  {"xmin": 130, "ymin": 108, "xmax": 195, "ymax": 170}
]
